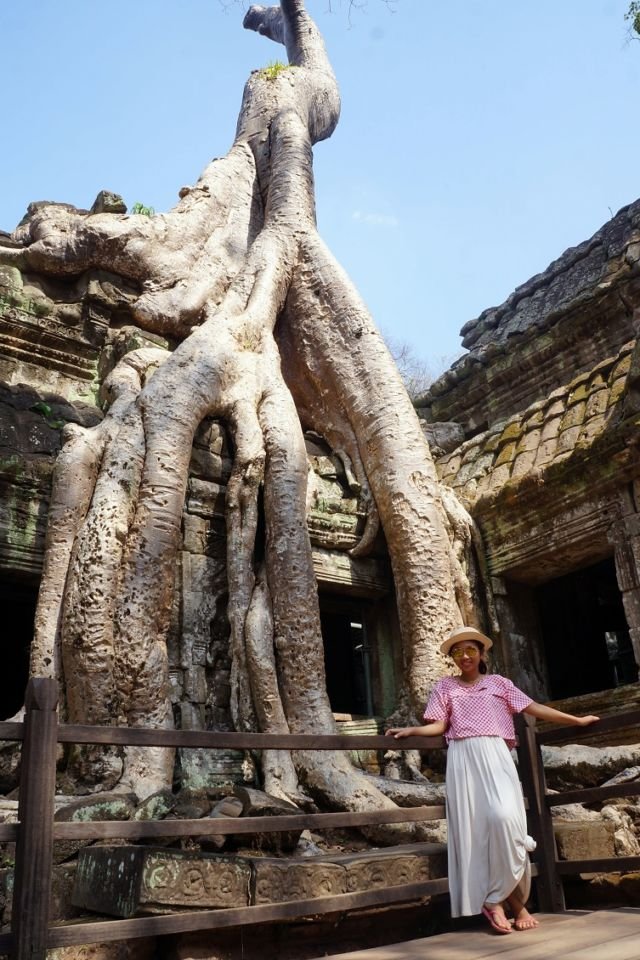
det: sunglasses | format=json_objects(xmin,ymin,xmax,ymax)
[{"xmin": 450, "ymin": 646, "xmax": 480, "ymax": 660}]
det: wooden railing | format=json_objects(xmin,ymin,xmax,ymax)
[
  {"xmin": 2, "ymin": 678, "xmax": 639, "ymax": 959},
  {"xmin": 0, "ymin": 679, "xmax": 449, "ymax": 960},
  {"xmin": 516, "ymin": 710, "xmax": 640, "ymax": 913}
]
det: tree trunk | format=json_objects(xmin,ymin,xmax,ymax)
[{"xmin": 0, "ymin": 0, "xmax": 478, "ymax": 830}]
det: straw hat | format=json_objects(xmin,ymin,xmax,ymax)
[{"xmin": 440, "ymin": 626, "xmax": 493, "ymax": 657}]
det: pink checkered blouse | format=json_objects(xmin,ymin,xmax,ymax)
[{"xmin": 423, "ymin": 675, "xmax": 533, "ymax": 748}]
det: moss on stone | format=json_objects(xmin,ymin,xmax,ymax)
[
  {"xmin": 494, "ymin": 441, "xmax": 517, "ymax": 468},
  {"xmin": 608, "ymin": 377, "xmax": 627, "ymax": 407},
  {"xmin": 499, "ymin": 421, "xmax": 523, "ymax": 443}
]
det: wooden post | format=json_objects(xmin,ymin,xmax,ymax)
[
  {"xmin": 516, "ymin": 712, "xmax": 565, "ymax": 912},
  {"xmin": 10, "ymin": 678, "xmax": 59, "ymax": 960}
]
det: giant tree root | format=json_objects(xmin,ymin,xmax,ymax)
[{"xmin": 0, "ymin": 1, "xmax": 478, "ymax": 830}]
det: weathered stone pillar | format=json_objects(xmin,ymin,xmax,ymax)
[
  {"xmin": 490, "ymin": 576, "xmax": 549, "ymax": 702},
  {"xmin": 608, "ymin": 511, "xmax": 640, "ymax": 668}
]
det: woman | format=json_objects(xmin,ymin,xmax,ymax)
[{"xmin": 386, "ymin": 626, "xmax": 599, "ymax": 934}]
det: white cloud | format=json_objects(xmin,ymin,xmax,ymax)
[{"xmin": 352, "ymin": 210, "xmax": 399, "ymax": 228}]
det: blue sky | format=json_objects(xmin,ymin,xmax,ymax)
[{"xmin": 1, "ymin": 1, "xmax": 639, "ymax": 372}]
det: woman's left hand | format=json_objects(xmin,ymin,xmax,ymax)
[{"xmin": 576, "ymin": 715, "xmax": 600, "ymax": 726}]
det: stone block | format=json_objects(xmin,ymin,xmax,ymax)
[
  {"xmin": 468, "ymin": 452, "xmax": 495, "ymax": 479},
  {"xmin": 556, "ymin": 425, "xmax": 581, "ymax": 455},
  {"xmin": 608, "ymin": 376, "xmax": 627, "ymax": 407},
  {"xmin": 577, "ymin": 414, "xmax": 607, "ymax": 447},
  {"xmin": 482, "ymin": 430, "xmax": 502, "ymax": 453},
  {"xmin": 420, "ymin": 421, "xmax": 464, "ymax": 456},
  {"xmin": 186, "ymin": 479, "xmax": 226, "ymax": 519},
  {"xmin": 55, "ymin": 793, "xmax": 137, "ymax": 823},
  {"xmin": 435, "ymin": 455, "xmax": 459, "ymax": 481},
  {"xmin": 610, "ymin": 353, "xmax": 632, "ymax": 381},
  {"xmin": 344, "ymin": 852, "xmax": 433, "ymax": 892},
  {"xmin": 584, "ymin": 388, "xmax": 608, "ymax": 420},
  {"xmin": 568, "ymin": 381, "xmax": 591, "ymax": 405},
  {"xmin": 534, "ymin": 437, "xmax": 558, "ymax": 467},
  {"xmin": 546, "ymin": 399, "xmax": 566, "ymax": 418},
  {"xmin": 460, "ymin": 442, "xmax": 482, "ymax": 465},
  {"xmin": 494, "ymin": 440, "xmax": 517, "ymax": 468},
  {"xmin": 554, "ymin": 820, "xmax": 616, "ymax": 861},
  {"xmin": 486, "ymin": 463, "xmax": 512, "ymax": 489},
  {"xmin": 189, "ymin": 448, "xmax": 232, "ymax": 483},
  {"xmin": 516, "ymin": 427, "xmax": 541, "ymax": 455},
  {"xmin": 48, "ymin": 942, "xmax": 156, "ymax": 960},
  {"xmin": 474, "ymin": 473, "xmax": 495, "ymax": 500},
  {"xmin": 459, "ymin": 479, "xmax": 477, "ymax": 503},
  {"xmin": 252, "ymin": 859, "xmax": 346, "ymax": 904},
  {"xmin": 249, "ymin": 844, "xmax": 445, "ymax": 906},
  {"xmin": 450, "ymin": 460, "xmax": 476, "ymax": 485},
  {"xmin": 540, "ymin": 417, "xmax": 562, "ymax": 443},
  {"xmin": 499, "ymin": 420, "xmax": 523, "ymax": 443},
  {"xmin": 90, "ymin": 191, "xmax": 127, "ymax": 214},
  {"xmin": 194, "ymin": 418, "xmax": 227, "ymax": 452},
  {"xmin": 134, "ymin": 789, "xmax": 176, "ymax": 822},
  {"xmin": 184, "ymin": 665, "xmax": 208, "ymax": 703},
  {"xmin": 440, "ymin": 453, "xmax": 461, "ymax": 478},
  {"xmin": 560, "ymin": 400, "xmax": 586, "ymax": 432},
  {"xmin": 523, "ymin": 409, "xmax": 544, "ymax": 430},
  {"xmin": 511, "ymin": 450, "xmax": 537, "ymax": 478},
  {"xmin": 589, "ymin": 371, "xmax": 607, "ymax": 391},
  {"xmin": 73, "ymin": 847, "xmax": 251, "ymax": 917},
  {"xmin": 54, "ymin": 793, "xmax": 136, "ymax": 864},
  {"xmin": 177, "ymin": 747, "xmax": 244, "ymax": 792},
  {"xmin": 182, "ymin": 514, "xmax": 209, "ymax": 554}
]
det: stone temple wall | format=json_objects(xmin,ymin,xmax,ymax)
[{"xmin": 417, "ymin": 199, "xmax": 640, "ymax": 707}]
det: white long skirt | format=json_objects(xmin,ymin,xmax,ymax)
[{"xmin": 446, "ymin": 736, "xmax": 535, "ymax": 917}]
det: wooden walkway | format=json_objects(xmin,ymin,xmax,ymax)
[{"xmin": 308, "ymin": 909, "xmax": 640, "ymax": 960}]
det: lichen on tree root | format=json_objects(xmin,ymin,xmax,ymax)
[{"xmin": 1, "ymin": 1, "xmax": 481, "ymax": 835}]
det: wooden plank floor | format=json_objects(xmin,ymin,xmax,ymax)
[{"xmin": 308, "ymin": 909, "xmax": 640, "ymax": 960}]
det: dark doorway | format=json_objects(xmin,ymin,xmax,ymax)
[
  {"xmin": 535, "ymin": 557, "xmax": 637, "ymax": 699},
  {"xmin": 0, "ymin": 578, "xmax": 35, "ymax": 717},
  {"xmin": 320, "ymin": 601, "xmax": 374, "ymax": 717}
]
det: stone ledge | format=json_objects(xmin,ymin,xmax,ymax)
[{"xmin": 72, "ymin": 842, "xmax": 447, "ymax": 919}]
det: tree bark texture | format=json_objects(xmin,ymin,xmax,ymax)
[{"xmin": 1, "ymin": 1, "xmax": 482, "ymax": 829}]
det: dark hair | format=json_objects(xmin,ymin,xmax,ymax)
[{"xmin": 469, "ymin": 639, "xmax": 488, "ymax": 674}]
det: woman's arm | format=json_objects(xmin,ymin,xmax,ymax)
[
  {"xmin": 385, "ymin": 720, "xmax": 447, "ymax": 739},
  {"xmin": 523, "ymin": 702, "xmax": 599, "ymax": 726}
]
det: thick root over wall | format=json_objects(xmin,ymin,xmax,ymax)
[{"xmin": 1, "ymin": 1, "xmax": 481, "ymax": 840}]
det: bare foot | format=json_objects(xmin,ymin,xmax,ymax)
[{"xmin": 506, "ymin": 893, "xmax": 539, "ymax": 931}]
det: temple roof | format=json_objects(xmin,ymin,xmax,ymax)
[
  {"xmin": 435, "ymin": 340, "xmax": 635, "ymax": 509},
  {"xmin": 419, "ymin": 200, "xmax": 640, "ymax": 427},
  {"xmin": 459, "ymin": 199, "xmax": 640, "ymax": 352}
]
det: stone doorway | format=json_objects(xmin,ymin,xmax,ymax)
[
  {"xmin": 320, "ymin": 600, "xmax": 375, "ymax": 717},
  {"xmin": 0, "ymin": 576, "xmax": 35, "ymax": 717},
  {"xmin": 535, "ymin": 557, "xmax": 638, "ymax": 700}
]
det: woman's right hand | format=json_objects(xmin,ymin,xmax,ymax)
[
  {"xmin": 385, "ymin": 726, "xmax": 415, "ymax": 739},
  {"xmin": 385, "ymin": 720, "xmax": 447, "ymax": 738}
]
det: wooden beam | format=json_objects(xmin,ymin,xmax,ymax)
[
  {"xmin": 56, "ymin": 725, "xmax": 445, "ymax": 750},
  {"xmin": 516, "ymin": 713, "xmax": 565, "ymax": 912},
  {"xmin": 52, "ymin": 806, "xmax": 447, "ymax": 840},
  {"xmin": 0, "ymin": 722, "xmax": 25, "ymax": 742},
  {"xmin": 537, "ymin": 709, "xmax": 640, "ymax": 745},
  {"xmin": 44, "ymin": 879, "xmax": 450, "ymax": 948},
  {"xmin": 557, "ymin": 856, "xmax": 640, "ymax": 874},
  {"xmin": 10, "ymin": 678, "xmax": 58, "ymax": 960},
  {"xmin": 547, "ymin": 782, "xmax": 640, "ymax": 807}
]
